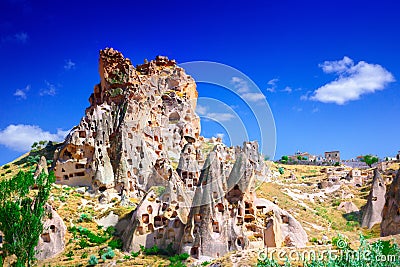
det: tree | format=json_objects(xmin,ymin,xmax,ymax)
[
  {"xmin": 281, "ymin": 155, "xmax": 288, "ymax": 163},
  {"xmin": 0, "ymin": 170, "xmax": 55, "ymax": 266},
  {"xmin": 361, "ymin": 155, "xmax": 379, "ymax": 168}
]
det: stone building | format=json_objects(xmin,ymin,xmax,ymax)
[{"xmin": 324, "ymin": 151, "xmax": 340, "ymax": 163}]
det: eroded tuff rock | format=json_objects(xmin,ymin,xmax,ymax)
[
  {"xmin": 361, "ymin": 169, "xmax": 386, "ymax": 229},
  {"xmin": 53, "ymin": 48, "xmax": 307, "ymax": 259},
  {"xmin": 381, "ymin": 170, "xmax": 400, "ymax": 236},
  {"xmin": 53, "ymin": 48, "xmax": 200, "ymax": 196},
  {"xmin": 35, "ymin": 204, "xmax": 67, "ymax": 260},
  {"xmin": 122, "ymin": 141, "xmax": 307, "ymax": 259}
]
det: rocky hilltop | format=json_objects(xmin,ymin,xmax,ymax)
[{"xmin": 51, "ymin": 48, "xmax": 307, "ymax": 259}]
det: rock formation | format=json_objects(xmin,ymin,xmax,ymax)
[
  {"xmin": 338, "ymin": 201, "xmax": 359, "ymax": 214},
  {"xmin": 381, "ymin": 169, "xmax": 400, "ymax": 236},
  {"xmin": 361, "ymin": 169, "xmax": 386, "ymax": 229},
  {"xmin": 53, "ymin": 48, "xmax": 307, "ymax": 259},
  {"xmin": 53, "ymin": 48, "xmax": 200, "ymax": 196},
  {"xmin": 35, "ymin": 204, "xmax": 67, "ymax": 260}
]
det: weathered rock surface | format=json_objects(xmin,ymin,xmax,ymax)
[
  {"xmin": 34, "ymin": 156, "xmax": 49, "ymax": 177},
  {"xmin": 53, "ymin": 48, "xmax": 200, "ymax": 197},
  {"xmin": 35, "ymin": 205, "xmax": 67, "ymax": 260},
  {"xmin": 52, "ymin": 48, "xmax": 307, "ymax": 260},
  {"xmin": 381, "ymin": 169, "xmax": 400, "ymax": 236},
  {"xmin": 361, "ymin": 169, "xmax": 386, "ymax": 229},
  {"xmin": 338, "ymin": 201, "xmax": 359, "ymax": 214}
]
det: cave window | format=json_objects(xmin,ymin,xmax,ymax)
[
  {"xmin": 76, "ymin": 163, "xmax": 85, "ymax": 169},
  {"xmin": 212, "ymin": 221, "xmax": 220, "ymax": 233},
  {"xmin": 154, "ymin": 216, "xmax": 163, "ymax": 227},
  {"xmin": 50, "ymin": 225, "xmax": 56, "ymax": 233},
  {"xmin": 76, "ymin": 172, "xmax": 85, "ymax": 177},
  {"xmin": 79, "ymin": 131, "xmax": 86, "ymax": 138},
  {"xmin": 41, "ymin": 233, "xmax": 51, "ymax": 243},
  {"xmin": 99, "ymin": 186, "xmax": 107, "ymax": 193},
  {"xmin": 194, "ymin": 214, "xmax": 202, "ymax": 223},
  {"xmin": 142, "ymin": 214, "xmax": 149, "ymax": 224},
  {"xmin": 190, "ymin": 247, "xmax": 199, "ymax": 258},
  {"xmin": 162, "ymin": 203, "xmax": 168, "ymax": 211},
  {"xmin": 147, "ymin": 205, "xmax": 153, "ymax": 214},
  {"xmin": 236, "ymin": 237, "xmax": 244, "ymax": 248},
  {"xmin": 148, "ymin": 223, "xmax": 154, "ymax": 232},
  {"xmin": 63, "ymin": 175, "xmax": 69, "ymax": 180},
  {"xmin": 216, "ymin": 203, "xmax": 224, "ymax": 212},
  {"xmin": 137, "ymin": 226, "xmax": 144, "ymax": 235}
]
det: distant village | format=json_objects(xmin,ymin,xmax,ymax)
[{"xmin": 278, "ymin": 150, "xmax": 400, "ymax": 168}]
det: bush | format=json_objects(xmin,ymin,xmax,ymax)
[
  {"xmin": 108, "ymin": 238, "xmax": 123, "ymax": 250},
  {"xmin": 131, "ymin": 251, "xmax": 140, "ymax": 257},
  {"xmin": 5, "ymin": 170, "xmax": 11, "ymax": 174},
  {"xmin": 169, "ymin": 253, "xmax": 190, "ymax": 263},
  {"xmin": 78, "ymin": 213, "xmax": 92, "ymax": 222},
  {"xmin": 81, "ymin": 251, "xmax": 88, "ymax": 259},
  {"xmin": 101, "ymin": 247, "xmax": 115, "ymax": 261},
  {"xmin": 123, "ymin": 255, "xmax": 131, "ymax": 260},
  {"xmin": 2, "ymin": 165, "xmax": 10, "ymax": 169},
  {"xmin": 88, "ymin": 255, "xmax": 98, "ymax": 265},
  {"xmin": 65, "ymin": 250, "xmax": 74, "ymax": 260}
]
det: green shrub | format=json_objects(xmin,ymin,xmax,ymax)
[
  {"xmin": 5, "ymin": 170, "xmax": 11, "ymax": 174},
  {"xmin": 108, "ymin": 238, "xmax": 123, "ymax": 250},
  {"xmin": 106, "ymin": 226, "xmax": 116, "ymax": 235},
  {"xmin": 81, "ymin": 251, "xmax": 88, "ymax": 259},
  {"xmin": 2, "ymin": 165, "xmax": 10, "ymax": 169},
  {"xmin": 169, "ymin": 253, "xmax": 190, "ymax": 263},
  {"xmin": 79, "ymin": 238, "xmax": 89, "ymax": 248},
  {"xmin": 101, "ymin": 247, "xmax": 115, "ymax": 261},
  {"xmin": 78, "ymin": 213, "xmax": 92, "ymax": 222},
  {"xmin": 88, "ymin": 255, "xmax": 98, "ymax": 265},
  {"xmin": 201, "ymin": 261, "xmax": 211, "ymax": 266},
  {"xmin": 123, "ymin": 255, "xmax": 131, "ymax": 260},
  {"xmin": 65, "ymin": 250, "xmax": 74, "ymax": 260},
  {"xmin": 131, "ymin": 251, "xmax": 140, "ymax": 257}
]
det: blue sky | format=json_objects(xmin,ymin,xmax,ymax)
[{"xmin": 1, "ymin": 0, "xmax": 400, "ymax": 164}]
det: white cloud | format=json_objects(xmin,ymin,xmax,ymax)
[
  {"xmin": 267, "ymin": 78, "xmax": 279, "ymax": 86},
  {"xmin": 310, "ymin": 57, "xmax": 395, "ymax": 105},
  {"xmin": 14, "ymin": 32, "xmax": 28, "ymax": 43},
  {"xmin": 216, "ymin": 133, "xmax": 224, "ymax": 140},
  {"xmin": 206, "ymin": 112, "xmax": 235, "ymax": 122},
  {"xmin": 0, "ymin": 124, "xmax": 69, "ymax": 152},
  {"xmin": 241, "ymin": 92, "xmax": 265, "ymax": 102},
  {"xmin": 14, "ymin": 84, "xmax": 30, "ymax": 99},
  {"xmin": 231, "ymin": 76, "xmax": 250, "ymax": 93},
  {"xmin": 64, "ymin": 59, "xmax": 76, "ymax": 70},
  {"xmin": 40, "ymin": 81, "xmax": 57, "ymax": 96},
  {"xmin": 196, "ymin": 105, "xmax": 235, "ymax": 122},
  {"xmin": 282, "ymin": 86, "xmax": 292, "ymax": 93},
  {"xmin": 266, "ymin": 78, "xmax": 279, "ymax": 93},
  {"xmin": 231, "ymin": 77, "xmax": 266, "ymax": 102},
  {"xmin": 2, "ymin": 32, "xmax": 29, "ymax": 44},
  {"xmin": 196, "ymin": 105, "xmax": 208, "ymax": 115}
]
